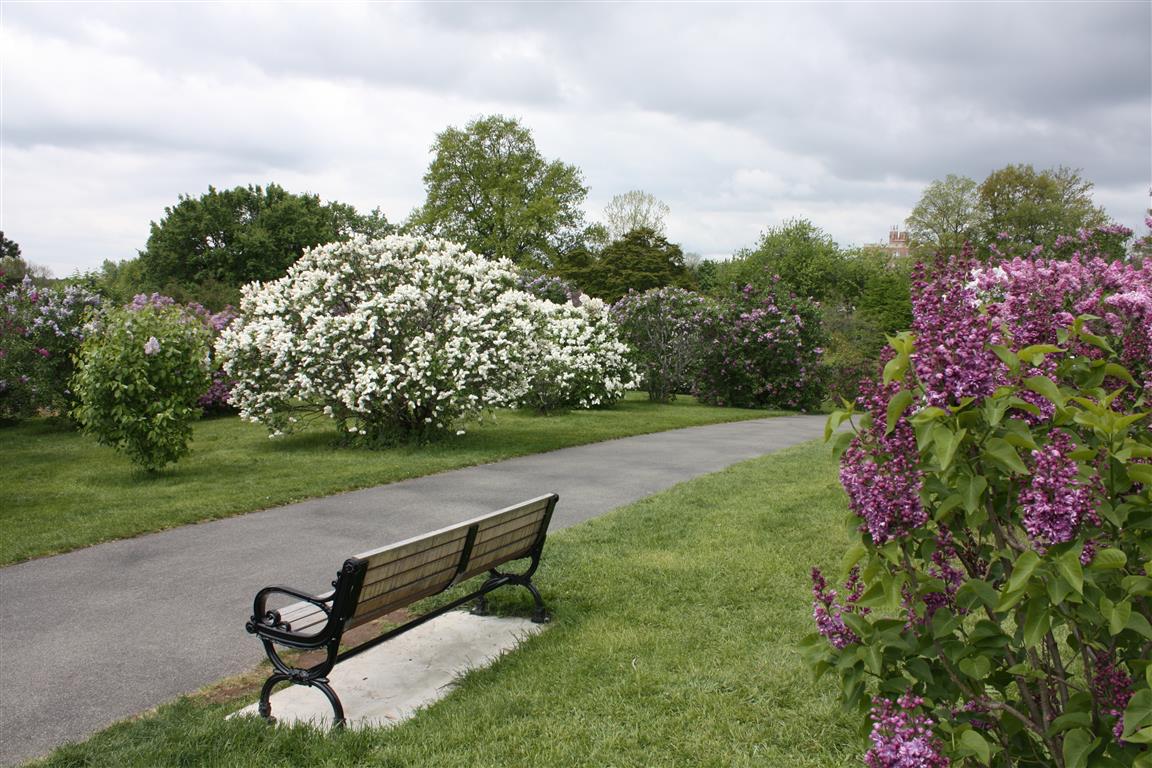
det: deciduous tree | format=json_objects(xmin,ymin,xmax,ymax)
[
  {"xmin": 905, "ymin": 173, "xmax": 983, "ymax": 256},
  {"xmin": 139, "ymin": 184, "xmax": 392, "ymax": 290},
  {"xmin": 411, "ymin": 115, "xmax": 587, "ymax": 268},
  {"xmin": 602, "ymin": 190, "xmax": 670, "ymax": 242},
  {"xmin": 977, "ymin": 164, "xmax": 1110, "ymax": 248}
]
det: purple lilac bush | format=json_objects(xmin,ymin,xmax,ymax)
[
  {"xmin": 806, "ymin": 227, "xmax": 1152, "ymax": 767},
  {"xmin": 0, "ymin": 275, "xmax": 101, "ymax": 420},
  {"xmin": 693, "ymin": 280, "xmax": 825, "ymax": 410},
  {"xmin": 126, "ymin": 293, "xmax": 237, "ymax": 413}
]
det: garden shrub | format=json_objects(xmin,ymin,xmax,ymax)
[
  {"xmin": 693, "ymin": 280, "xmax": 825, "ymax": 410},
  {"xmin": 613, "ymin": 286, "xmax": 707, "ymax": 402},
  {"xmin": 216, "ymin": 235, "xmax": 539, "ymax": 445},
  {"xmin": 807, "ymin": 231, "xmax": 1152, "ymax": 767},
  {"xmin": 516, "ymin": 297, "xmax": 637, "ymax": 413},
  {"xmin": 0, "ymin": 276, "xmax": 101, "ymax": 421},
  {"xmin": 126, "ymin": 293, "xmax": 238, "ymax": 414},
  {"xmin": 72, "ymin": 304, "xmax": 212, "ymax": 471}
]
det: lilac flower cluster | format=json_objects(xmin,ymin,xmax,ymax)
[
  {"xmin": 920, "ymin": 527, "xmax": 965, "ymax": 622},
  {"xmin": 865, "ymin": 694, "xmax": 950, "ymax": 768},
  {"xmin": 126, "ymin": 294, "xmax": 238, "ymax": 412},
  {"xmin": 1019, "ymin": 430, "xmax": 1097, "ymax": 548},
  {"xmin": 516, "ymin": 272, "xmax": 582, "ymax": 307},
  {"xmin": 1090, "ymin": 650, "xmax": 1133, "ymax": 742},
  {"xmin": 840, "ymin": 377, "xmax": 926, "ymax": 544},
  {"xmin": 910, "ymin": 250, "xmax": 1003, "ymax": 408},
  {"xmin": 0, "ymin": 275, "xmax": 101, "ymax": 419},
  {"xmin": 974, "ymin": 249, "xmax": 1152, "ymax": 403},
  {"xmin": 811, "ymin": 566, "xmax": 868, "ymax": 649}
]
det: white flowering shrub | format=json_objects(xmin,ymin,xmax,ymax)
[
  {"xmin": 516, "ymin": 297, "xmax": 639, "ymax": 413},
  {"xmin": 216, "ymin": 236, "xmax": 539, "ymax": 444}
]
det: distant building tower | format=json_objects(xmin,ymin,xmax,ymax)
[{"xmin": 884, "ymin": 226, "xmax": 910, "ymax": 259}]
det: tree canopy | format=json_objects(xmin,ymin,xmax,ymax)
[
  {"xmin": 410, "ymin": 115, "xmax": 587, "ymax": 268},
  {"xmin": 557, "ymin": 227, "xmax": 694, "ymax": 303},
  {"xmin": 904, "ymin": 174, "xmax": 983, "ymax": 256},
  {"xmin": 977, "ymin": 164, "xmax": 1110, "ymax": 247},
  {"xmin": 717, "ymin": 218, "xmax": 848, "ymax": 301},
  {"xmin": 139, "ymin": 183, "xmax": 391, "ymax": 290}
]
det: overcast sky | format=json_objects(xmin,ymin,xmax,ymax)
[{"xmin": 1, "ymin": 1, "xmax": 1149, "ymax": 277}]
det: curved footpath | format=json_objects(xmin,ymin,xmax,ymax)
[{"xmin": 0, "ymin": 415, "xmax": 825, "ymax": 766}]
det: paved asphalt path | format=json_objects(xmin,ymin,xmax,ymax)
[{"xmin": 0, "ymin": 415, "xmax": 825, "ymax": 765}]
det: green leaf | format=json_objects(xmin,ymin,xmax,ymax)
[
  {"xmin": 1007, "ymin": 550, "xmax": 1041, "ymax": 594},
  {"xmin": 829, "ymin": 429, "xmax": 855, "ymax": 457},
  {"xmin": 824, "ymin": 411, "xmax": 850, "ymax": 442},
  {"xmin": 839, "ymin": 543, "xmax": 868, "ymax": 580},
  {"xmin": 1024, "ymin": 375, "xmax": 1065, "ymax": 407},
  {"xmin": 961, "ymin": 474, "xmax": 988, "ymax": 514},
  {"xmin": 1024, "ymin": 596, "xmax": 1052, "ymax": 646},
  {"xmin": 886, "ymin": 390, "xmax": 913, "ymax": 435},
  {"xmin": 985, "ymin": 437, "xmax": 1029, "ymax": 475},
  {"xmin": 1109, "ymin": 600, "xmax": 1132, "ymax": 636},
  {"xmin": 957, "ymin": 579, "xmax": 998, "ymax": 611},
  {"xmin": 1125, "ymin": 611, "xmax": 1152, "ymax": 640},
  {"xmin": 991, "ymin": 345, "xmax": 1019, "ymax": 370},
  {"xmin": 1018, "ymin": 343, "xmax": 1064, "ymax": 364},
  {"xmin": 883, "ymin": 352, "xmax": 908, "ymax": 385},
  {"xmin": 1090, "ymin": 548, "xmax": 1127, "ymax": 570},
  {"xmin": 1101, "ymin": 366, "xmax": 1138, "ymax": 386},
  {"xmin": 1128, "ymin": 463, "xmax": 1152, "ymax": 486},
  {"xmin": 1125, "ymin": 726, "xmax": 1152, "ymax": 745},
  {"xmin": 932, "ymin": 425, "xmax": 965, "ymax": 472},
  {"xmin": 1062, "ymin": 728, "xmax": 1098, "ymax": 768},
  {"xmin": 1124, "ymin": 690, "xmax": 1152, "ymax": 738},
  {"xmin": 1048, "ymin": 711, "xmax": 1093, "ymax": 734},
  {"xmin": 959, "ymin": 656, "xmax": 991, "ymax": 681},
  {"xmin": 1056, "ymin": 548, "xmax": 1084, "ymax": 596},
  {"xmin": 958, "ymin": 729, "xmax": 991, "ymax": 764}
]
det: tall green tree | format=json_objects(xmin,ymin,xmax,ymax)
[
  {"xmin": 905, "ymin": 174, "xmax": 983, "ymax": 256},
  {"xmin": 139, "ymin": 184, "xmax": 392, "ymax": 290},
  {"xmin": 977, "ymin": 164, "xmax": 1110, "ymax": 247},
  {"xmin": 411, "ymin": 115, "xmax": 587, "ymax": 268},
  {"xmin": 717, "ymin": 218, "xmax": 846, "ymax": 301}
]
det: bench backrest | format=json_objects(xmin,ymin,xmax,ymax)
[{"xmin": 344, "ymin": 494, "xmax": 558, "ymax": 629}]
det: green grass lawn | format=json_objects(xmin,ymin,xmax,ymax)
[
  {"xmin": 0, "ymin": 394, "xmax": 782, "ymax": 565},
  {"xmin": 32, "ymin": 440, "xmax": 860, "ymax": 768}
]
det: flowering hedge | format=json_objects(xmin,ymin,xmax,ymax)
[
  {"xmin": 217, "ymin": 236, "xmax": 540, "ymax": 444},
  {"xmin": 807, "ymin": 231, "xmax": 1151, "ymax": 767},
  {"xmin": 0, "ymin": 276, "xmax": 101, "ymax": 421},
  {"xmin": 694, "ymin": 281, "xmax": 825, "ymax": 410},
  {"xmin": 516, "ymin": 297, "xmax": 637, "ymax": 413},
  {"xmin": 613, "ymin": 286, "xmax": 707, "ymax": 403},
  {"xmin": 72, "ymin": 304, "xmax": 212, "ymax": 471}
]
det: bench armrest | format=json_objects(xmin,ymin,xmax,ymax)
[{"xmin": 246, "ymin": 585, "xmax": 335, "ymax": 637}]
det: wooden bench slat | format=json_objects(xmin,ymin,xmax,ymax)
[{"xmin": 358, "ymin": 549, "xmax": 463, "ymax": 598}]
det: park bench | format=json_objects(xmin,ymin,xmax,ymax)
[{"xmin": 245, "ymin": 493, "xmax": 559, "ymax": 726}]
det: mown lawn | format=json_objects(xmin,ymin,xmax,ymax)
[
  {"xmin": 32, "ymin": 440, "xmax": 860, "ymax": 768},
  {"xmin": 0, "ymin": 394, "xmax": 782, "ymax": 565}
]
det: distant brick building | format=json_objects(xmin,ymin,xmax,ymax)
[{"xmin": 882, "ymin": 226, "xmax": 910, "ymax": 259}]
